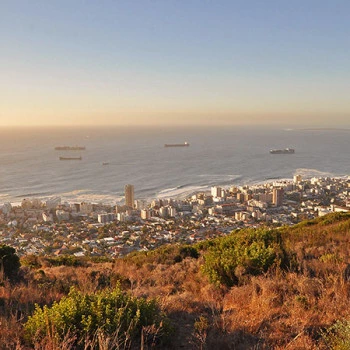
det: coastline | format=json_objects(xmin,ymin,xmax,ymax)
[{"xmin": 1, "ymin": 174, "xmax": 349, "ymax": 207}]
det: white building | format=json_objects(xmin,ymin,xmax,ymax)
[
  {"xmin": 293, "ymin": 174, "xmax": 302, "ymax": 184},
  {"xmin": 46, "ymin": 197, "xmax": 61, "ymax": 209},
  {"xmin": 80, "ymin": 202, "xmax": 93, "ymax": 214},
  {"xmin": 42, "ymin": 212, "xmax": 53, "ymax": 222},
  {"xmin": 98, "ymin": 213, "xmax": 115, "ymax": 224},
  {"xmin": 141, "ymin": 209, "xmax": 151, "ymax": 220},
  {"xmin": 56, "ymin": 210, "xmax": 70, "ymax": 221},
  {"xmin": 1, "ymin": 203, "xmax": 12, "ymax": 215},
  {"xmin": 159, "ymin": 206, "xmax": 168, "ymax": 218},
  {"xmin": 169, "ymin": 206, "xmax": 177, "ymax": 217},
  {"xmin": 211, "ymin": 186, "xmax": 224, "ymax": 198},
  {"xmin": 117, "ymin": 212, "xmax": 126, "ymax": 222},
  {"xmin": 135, "ymin": 199, "xmax": 147, "ymax": 210}
]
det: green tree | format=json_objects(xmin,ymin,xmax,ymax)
[{"xmin": 0, "ymin": 244, "xmax": 20, "ymax": 281}]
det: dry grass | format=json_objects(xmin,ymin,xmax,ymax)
[{"xmin": 1, "ymin": 215, "xmax": 350, "ymax": 349}]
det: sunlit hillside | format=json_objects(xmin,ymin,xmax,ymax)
[{"xmin": 1, "ymin": 212, "xmax": 350, "ymax": 349}]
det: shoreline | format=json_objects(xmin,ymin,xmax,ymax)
[{"xmin": 1, "ymin": 175, "xmax": 349, "ymax": 207}]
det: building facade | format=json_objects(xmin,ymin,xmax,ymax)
[
  {"xmin": 125, "ymin": 184, "xmax": 135, "ymax": 208},
  {"xmin": 273, "ymin": 188, "xmax": 284, "ymax": 207}
]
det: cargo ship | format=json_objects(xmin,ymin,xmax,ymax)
[
  {"xmin": 269, "ymin": 148, "xmax": 295, "ymax": 154},
  {"xmin": 55, "ymin": 146, "xmax": 86, "ymax": 151},
  {"xmin": 59, "ymin": 156, "xmax": 82, "ymax": 160},
  {"xmin": 164, "ymin": 142, "xmax": 190, "ymax": 147}
]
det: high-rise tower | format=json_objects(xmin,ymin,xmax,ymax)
[
  {"xmin": 272, "ymin": 188, "xmax": 284, "ymax": 207},
  {"xmin": 124, "ymin": 184, "xmax": 134, "ymax": 208}
]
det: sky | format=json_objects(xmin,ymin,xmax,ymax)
[{"xmin": 1, "ymin": 0, "xmax": 350, "ymax": 127}]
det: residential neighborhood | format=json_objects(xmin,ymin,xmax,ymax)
[{"xmin": 1, "ymin": 176, "xmax": 349, "ymax": 258}]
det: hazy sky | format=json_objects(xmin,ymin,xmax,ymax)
[{"xmin": 1, "ymin": 0, "xmax": 350, "ymax": 127}]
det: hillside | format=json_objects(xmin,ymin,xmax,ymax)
[{"xmin": 1, "ymin": 212, "xmax": 350, "ymax": 349}]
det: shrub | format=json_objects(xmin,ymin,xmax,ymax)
[
  {"xmin": 174, "ymin": 245, "xmax": 199, "ymax": 263},
  {"xmin": 179, "ymin": 246, "xmax": 199, "ymax": 259},
  {"xmin": 201, "ymin": 228, "xmax": 287, "ymax": 287},
  {"xmin": 319, "ymin": 212, "xmax": 350, "ymax": 226},
  {"xmin": 124, "ymin": 244, "xmax": 199, "ymax": 267},
  {"xmin": 319, "ymin": 253, "xmax": 343, "ymax": 264},
  {"xmin": 0, "ymin": 244, "xmax": 20, "ymax": 281},
  {"xmin": 24, "ymin": 285, "xmax": 169, "ymax": 348},
  {"xmin": 45, "ymin": 255, "xmax": 85, "ymax": 267},
  {"xmin": 321, "ymin": 319, "xmax": 350, "ymax": 349},
  {"xmin": 21, "ymin": 254, "xmax": 42, "ymax": 269}
]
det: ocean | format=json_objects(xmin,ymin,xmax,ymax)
[{"xmin": 0, "ymin": 126, "xmax": 349, "ymax": 205}]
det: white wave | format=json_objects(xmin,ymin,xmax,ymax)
[
  {"xmin": 28, "ymin": 189, "xmax": 124, "ymax": 205},
  {"xmin": 0, "ymin": 194, "xmax": 17, "ymax": 206},
  {"xmin": 198, "ymin": 174, "xmax": 241, "ymax": 179},
  {"xmin": 156, "ymin": 185, "xmax": 210, "ymax": 200},
  {"xmin": 61, "ymin": 193, "xmax": 123, "ymax": 204},
  {"xmin": 61, "ymin": 189, "xmax": 92, "ymax": 196},
  {"xmin": 158, "ymin": 187, "xmax": 179, "ymax": 194},
  {"xmin": 294, "ymin": 168, "xmax": 335, "ymax": 179},
  {"xmin": 251, "ymin": 177, "xmax": 293, "ymax": 186}
]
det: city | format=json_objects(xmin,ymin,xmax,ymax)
[{"xmin": 1, "ymin": 175, "xmax": 349, "ymax": 258}]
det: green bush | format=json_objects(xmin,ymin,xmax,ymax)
[
  {"xmin": 319, "ymin": 212, "xmax": 350, "ymax": 226},
  {"xmin": 321, "ymin": 319, "xmax": 350, "ymax": 349},
  {"xmin": 319, "ymin": 253, "xmax": 343, "ymax": 264},
  {"xmin": 25, "ymin": 285, "xmax": 169, "ymax": 348},
  {"xmin": 124, "ymin": 244, "xmax": 199, "ymax": 267},
  {"xmin": 45, "ymin": 255, "xmax": 85, "ymax": 267},
  {"xmin": 179, "ymin": 246, "xmax": 199, "ymax": 259},
  {"xmin": 201, "ymin": 228, "xmax": 287, "ymax": 287},
  {"xmin": 21, "ymin": 254, "xmax": 42, "ymax": 269}
]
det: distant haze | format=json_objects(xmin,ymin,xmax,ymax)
[{"xmin": 1, "ymin": 1, "xmax": 350, "ymax": 127}]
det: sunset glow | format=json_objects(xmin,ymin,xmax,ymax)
[{"xmin": 1, "ymin": 1, "xmax": 350, "ymax": 127}]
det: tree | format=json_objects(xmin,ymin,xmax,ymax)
[{"xmin": 0, "ymin": 244, "xmax": 20, "ymax": 281}]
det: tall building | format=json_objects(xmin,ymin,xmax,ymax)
[
  {"xmin": 159, "ymin": 206, "xmax": 168, "ymax": 218},
  {"xmin": 141, "ymin": 209, "xmax": 151, "ymax": 220},
  {"xmin": 124, "ymin": 184, "xmax": 134, "ymax": 208},
  {"xmin": 211, "ymin": 186, "xmax": 223, "ymax": 198},
  {"xmin": 273, "ymin": 188, "xmax": 284, "ymax": 207},
  {"xmin": 135, "ymin": 199, "xmax": 147, "ymax": 210},
  {"xmin": 293, "ymin": 174, "xmax": 302, "ymax": 184},
  {"xmin": 237, "ymin": 192, "xmax": 245, "ymax": 203}
]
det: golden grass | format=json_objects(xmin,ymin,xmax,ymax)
[{"xmin": 1, "ymin": 215, "xmax": 350, "ymax": 348}]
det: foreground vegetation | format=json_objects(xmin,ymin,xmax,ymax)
[{"xmin": 1, "ymin": 212, "xmax": 350, "ymax": 349}]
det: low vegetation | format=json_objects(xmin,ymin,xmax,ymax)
[
  {"xmin": 25, "ymin": 286, "xmax": 168, "ymax": 349},
  {"xmin": 201, "ymin": 228, "xmax": 288, "ymax": 287},
  {"xmin": 1, "ymin": 212, "xmax": 350, "ymax": 349}
]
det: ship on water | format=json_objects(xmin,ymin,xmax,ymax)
[
  {"xmin": 269, "ymin": 148, "xmax": 295, "ymax": 154},
  {"xmin": 59, "ymin": 156, "xmax": 82, "ymax": 160},
  {"xmin": 164, "ymin": 141, "xmax": 190, "ymax": 147},
  {"xmin": 55, "ymin": 146, "xmax": 86, "ymax": 150}
]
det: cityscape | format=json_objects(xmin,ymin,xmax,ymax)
[
  {"xmin": 1, "ymin": 175, "xmax": 349, "ymax": 258},
  {"xmin": 2, "ymin": 1, "xmax": 350, "ymax": 348}
]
